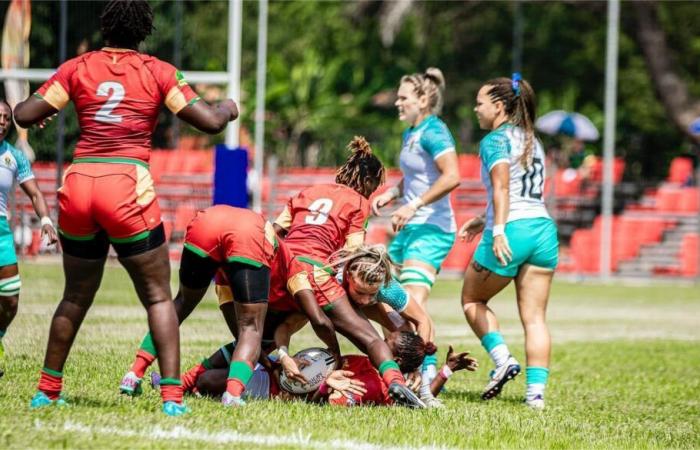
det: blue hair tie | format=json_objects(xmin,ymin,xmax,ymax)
[{"xmin": 511, "ymin": 72, "xmax": 522, "ymax": 97}]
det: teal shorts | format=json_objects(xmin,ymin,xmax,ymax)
[
  {"xmin": 388, "ymin": 223, "xmax": 456, "ymax": 271},
  {"xmin": 474, "ymin": 217, "xmax": 559, "ymax": 278},
  {"xmin": 0, "ymin": 217, "xmax": 17, "ymax": 267}
]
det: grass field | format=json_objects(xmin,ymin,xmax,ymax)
[{"xmin": 1, "ymin": 262, "xmax": 699, "ymax": 449}]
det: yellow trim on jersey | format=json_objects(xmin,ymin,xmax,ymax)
[
  {"xmin": 41, "ymin": 82, "xmax": 70, "ymax": 111},
  {"xmin": 216, "ymin": 284, "xmax": 234, "ymax": 306},
  {"xmin": 312, "ymin": 266, "xmax": 331, "ymax": 284},
  {"xmin": 274, "ymin": 206, "xmax": 292, "ymax": 230},
  {"xmin": 165, "ymin": 86, "xmax": 190, "ymax": 114},
  {"xmin": 287, "ymin": 271, "xmax": 312, "ymax": 296},
  {"xmin": 344, "ymin": 231, "xmax": 365, "ymax": 250},
  {"xmin": 264, "ymin": 221, "xmax": 278, "ymax": 248},
  {"xmin": 135, "ymin": 165, "xmax": 156, "ymax": 206}
]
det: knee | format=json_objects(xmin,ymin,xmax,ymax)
[{"xmin": 462, "ymin": 300, "xmax": 484, "ymax": 314}]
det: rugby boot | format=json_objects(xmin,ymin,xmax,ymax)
[
  {"xmin": 481, "ymin": 356, "xmax": 520, "ymax": 400},
  {"xmin": 30, "ymin": 391, "xmax": 67, "ymax": 409},
  {"xmin": 221, "ymin": 391, "xmax": 246, "ymax": 407},
  {"xmin": 119, "ymin": 371, "xmax": 143, "ymax": 396},
  {"xmin": 162, "ymin": 401, "xmax": 190, "ymax": 417},
  {"xmin": 388, "ymin": 382, "xmax": 426, "ymax": 409},
  {"xmin": 525, "ymin": 394, "xmax": 545, "ymax": 410}
]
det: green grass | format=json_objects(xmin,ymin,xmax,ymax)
[{"xmin": 1, "ymin": 262, "xmax": 699, "ymax": 449}]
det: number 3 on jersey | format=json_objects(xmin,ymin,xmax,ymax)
[
  {"xmin": 95, "ymin": 81, "xmax": 125, "ymax": 123},
  {"xmin": 305, "ymin": 198, "xmax": 333, "ymax": 225}
]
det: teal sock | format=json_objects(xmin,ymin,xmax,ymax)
[
  {"xmin": 526, "ymin": 366, "xmax": 549, "ymax": 385},
  {"xmin": 526, "ymin": 366, "xmax": 549, "ymax": 399},
  {"xmin": 480, "ymin": 331, "xmax": 505, "ymax": 352},
  {"xmin": 421, "ymin": 354, "xmax": 437, "ymax": 372},
  {"xmin": 0, "ymin": 329, "xmax": 5, "ymax": 340},
  {"xmin": 480, "ymin": 331, "xmax": 510, "ymax": 367}
]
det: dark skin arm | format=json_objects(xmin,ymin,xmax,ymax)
[
  {"xmin": 19, "ymin": 179, "xmax": 58, "ymax": 244},
  {"xmin": 430, "ymin": 345, "xmax": 479, "ymax": 397},
  {"xmin": 14, "ymin": 92, "xmax": 238, "ymax": 135},
  {"xmin": 296, "ymin": 289, "xmax": 341, "ymax": 358}
]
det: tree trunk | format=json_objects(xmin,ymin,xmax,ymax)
[{"xmin": 634, "ymin": 1, "xmax": 700, "ymax": 144}]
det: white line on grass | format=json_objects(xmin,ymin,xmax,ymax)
[{"xmin": 34, "ymin": 420, "xmax": 455, "ymax": 450}]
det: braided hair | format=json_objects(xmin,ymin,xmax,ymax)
[
  {"xmin": 483, "ymin": 76, "xmax": 537, "ymax": 168},
  {"xmin": 393, "ymin": 332, "xmax": 436, "ymax": 373},
  {"xmin": 326, "ymin": 244, "xmax": 394, "ymax": 289},
  {"xmin": 400, "ymin": 67, "xmax": 446, "ymax": 116},
  {"xmin": 335, "ymin": 136, "xmax": 385, "ymax": 198},
  {"xmin": 100, "ymin": 0, "xmax": 154, "ymax": 49}
]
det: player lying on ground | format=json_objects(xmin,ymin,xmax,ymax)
[
  {"xmin": 120, "ymin": 205, "xmax": 339, "ymax": 408},
  {"xmin": 15, "ymin": 0, "xmax": 238, "ymax": 416},
  {"xmin": 272, "ymin": 138, "xmax": 428, "ymax": 408},
  {"xmin": 326, "ymin": 244, "xmax": 444, "ymax": 407},
  {"xmin": 163, "ymin": 330, "xmax": 476, "ymax": 406}
]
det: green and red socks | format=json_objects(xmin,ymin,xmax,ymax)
[
  {"xmin": 181, "ymin": 358, "xmax": 213, "ymax": 393},
  {"xmin": 160, "ymin": 377, "xmax": 184, "ymax": 404},
  {"xmin": 130, "ymin": 332, "xmax": 157, "ymax": 378},
  {"xmin": 226, "ymin": 360, "xmax": 253, "ymax": 397},
  {"xmin": 378, "ymin": 360, "xmax": 405, "ymax": 386},
  {"xmin": 38, "ymin": 368, "xmax": 63, "ymax": 400}
]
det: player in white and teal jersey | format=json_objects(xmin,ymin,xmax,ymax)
[
  {"xmin": 459, "ymin": 75, "xmax": 558, "ymax": 410},
  {"xmin": 328, "ymin": 244, "xmax": 441, "ymax": 407},
  {"xmin": 372, "ymin": 68, "xmax": 460, "ymax": 388},
  {"xmin": 0, "ymin": 100, "xmax": 57, "ymax": 378}
]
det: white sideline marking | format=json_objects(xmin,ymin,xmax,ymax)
[{"xmin": 35, "ymin": 420, "xmax": 454, "ymax": 450}]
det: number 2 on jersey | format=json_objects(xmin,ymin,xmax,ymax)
[
  {"xmin": 305, "ymin": 198, "xmax": 334, "ymax": 225},
  {"xmin": 520, "ymin": 157, "xmax": 544, "ymax": 199},
  {"xmin": 95, "ymin": 81, "xmax": 125, "ymax": 123}
]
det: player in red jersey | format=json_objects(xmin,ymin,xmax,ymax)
[
  {"xmin": 273, "ymin": 137, "xmax": 426, "ymax": 408},
  {"xmin": 120, "ymin": 205, "xmax": 340, "ymax": 407},
  {"xmin": 179, "ymin": 330, "xmax": 477, "ymax": 407},
  {"xmin": 14, "ymin": 1, "xmax": 237, "ymax": 416}
]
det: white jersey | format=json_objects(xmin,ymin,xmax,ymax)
[
  {"xmin": 479, "ymin": 124, "xmax": 550, "ymax": 230},
  {"xmin": 398, "ymin": 115, "xmax": 456, "ymax": 233},
  {"xmin": 0, "ymin": 140, "xmax": 35, "ymax": 218}
]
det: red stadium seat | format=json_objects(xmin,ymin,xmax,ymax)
[
  {"xmin": 173, "ymin": 203, "xmax": 197, "ymax": 235},
  {"xmin": 441, "ymin": 238, "xmax": 478, "ymax": 273},
  {"xmin": 667, "ymin": 157, "xmax": 693, "ymax": 185},
  {"xmin": 680, "ymin": 233, "xmax": 699, "ymax": 277},
  {"xmin": 458, "ymin": 154, "xmax": 481, "ymax": 180}
]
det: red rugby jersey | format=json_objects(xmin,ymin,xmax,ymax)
[
  {"xmin": 330, "ymin": 355, "xmax": 391, "ymax": 406},
  {"xmin": 215, "ymin": 239, "xmax": 311, "ymax": 312},
  {"xmin": 275, "ymin": 184, "xmax": 369, "ymax": 261},
  {"xmin": 35, "ymin": 48, "xmax": 199, "ymax": 162}
]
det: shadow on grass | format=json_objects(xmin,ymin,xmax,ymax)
[{"xmin": 444, "ymin": 389, "xmax": 524, "ymax": 405}]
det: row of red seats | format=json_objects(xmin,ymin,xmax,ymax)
[
  {"xmin": 655, "ymin": 187, "xmax": 699, "ymax": 213},
  {"xmin": 569, "ymin": 215, "xmax": 674, "ymax": 272},
  {"xmin": 680, "ymin": 233, "xmax": 698, "ymax": 277},
  {"xmin": 667, "ymin": 157, "xmax": 694, "ymax": 185},
  {"xmin": 149, "ymin": 149, "xmax": 214, "ymax": 181}
]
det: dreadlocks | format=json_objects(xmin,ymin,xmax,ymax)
[
  {"xmin": 483, "ymin": 76, "xmax": 537, "ymax": 168},
  {"xmin": 326, "ymin": 244, "xmax": 394, "ymax": 288},
  {"xmin": 335, "ymin": 136, "xmax": 385, "ymax": 198},
  {"xmin": 393, "ymin": 331, "xmax": 436, "ymax": 373},
  {"xmin": 100, "ymin": 0, "xmax": 154, "ymax": 49}
]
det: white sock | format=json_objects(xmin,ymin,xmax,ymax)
[
  {"xmin": 489, "ymin": 343, "xmax": 511, "ymax": 367},
  {"xmin": 526, "ymin": 383, "xmax": 546, "ymax": 400},
  {"xmin": 422, "ymin": 365, "xmax": 437, "ymax": 386}
]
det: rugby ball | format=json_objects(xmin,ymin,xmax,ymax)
[{"xmin": 278, "ymin": 347, "xmax": 336, "ymax": 394}]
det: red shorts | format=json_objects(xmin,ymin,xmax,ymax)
[
  {"xmin": 184, "ymin": 205, "xmax": 276, "ymax": 267},
  {"xmin": 295, "ymin": 256, "xmax": 346, "ymax": 311},
  {"xmin": 58, "ymin": 161, "xmax": 161, "ymax": 241}
]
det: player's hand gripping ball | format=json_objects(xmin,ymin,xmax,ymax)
[{"xmin": 278, "ymin": 348, "xmax": 336, "ymax": 394}]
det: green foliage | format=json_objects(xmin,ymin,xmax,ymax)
[{"xmin": 3, "ymin": 1, "xmax": 700, "ymax": 178}]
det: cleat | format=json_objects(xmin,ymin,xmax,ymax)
[
  {"xmin": 221, "ymin": 391, "xmax": 246, "ymax": 407},
  {"xmin": 119, "ymin": 371, "xmax": 143, "ymax": 396},
  {"xmin": 482, "ymin": 356, "xmax": 520, "ymax": 400},
  {"xmin": 150, "ymin": 372, "xmax": 161, "ymax": 390},
  {"xmin": 388, "ymin": 382, "xmax": 426, "ymax": 409},
  {"xmin": 0, "ymin": 339, "xmax": 5, "ymax": 378},
  {"xmin": 525, "ymin": 394, "xmax": 545, "ymax": 410},
  {"xmin": 419, "ymin": 382, "xmax": 443, "ymax": 408},
  {"xmin": 162, "ymin": 401, "xmax": 189, "ymax": 417},
  {"xmin": 30, "ymin": 391, "xmax": 67, "ymax": 409}
]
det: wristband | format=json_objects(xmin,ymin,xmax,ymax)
[
  {"xmin": 438, "ymin": 365, "xmax": 453, "ymax": 380},
  {"xmin": 387, "ymin": 186, "xmax": 401, "ymax": 199},
  {"xmin": 278, "ymin": 346, "xmax": 289, "ymax": 360},
  {"xmin": 40, "ymin": 216, "xmax": 54, "ymax": 228},
  {"xmin": 408, "ymin": 197, "xmax": 424, "ymax": 210},
  {"xmin": 492, "ymin": 224, "xmax": 505, "ymax": 237},
  {"xmin": 317, "ymin": 380, "xmax": 330, "ymax": 396}
]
